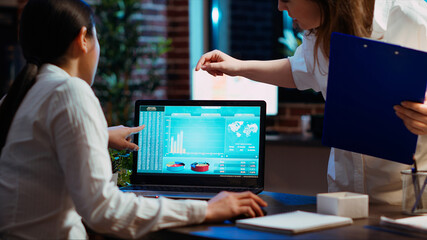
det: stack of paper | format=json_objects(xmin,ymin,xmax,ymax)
[
  {"xmin": 380, "ymin": 216, "xmax": 427, "ymax": 234},
  {"xmin": 236, "ymin": 211, "xmax": 353, "ymax": 234}
]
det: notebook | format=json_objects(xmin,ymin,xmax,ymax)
[
  {"xmin": 121, "ymin": 100, "xmax": 266, "ymax": 199},
  {"xmin": 322, "ymin": 32, "xmax": 427, "ymax": 164},
  {"xmin": 236, "ymin": 211, "xmax": 353, "ymax": 234}
]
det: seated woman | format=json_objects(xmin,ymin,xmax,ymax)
[{"xmin": 0, "ymin": 0, "xmax": 267, "ymax": 239}]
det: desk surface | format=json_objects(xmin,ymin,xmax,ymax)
[{"xmin": 143, "ymin": 191, "xmax": 426, "ymax": 240}]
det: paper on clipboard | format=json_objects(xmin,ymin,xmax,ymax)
[{"xmin": 322, "ymin": 32, "xmax": 427, "ymax": 165}]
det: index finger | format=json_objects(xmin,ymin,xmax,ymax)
[
  {"xmin": 128, "ymin": 125, "xmax": 145, "ymax": 135},
  {"xmin": 236, "ymin": 191, "xmax": 268, "ymax": 207},
  {"xmin": 195, "ymin": 51, "xmax": 216, "ymax": 71},
  {"xmin": 195, "ymin": 55, "xmax": 208, "ymax": 71}
]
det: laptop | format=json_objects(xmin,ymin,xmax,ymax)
[{"xmin": 121, "ymin": 100, "xmax": 266, "ymax": 199}]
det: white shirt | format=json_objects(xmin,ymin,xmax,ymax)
[
  {"xmin": 289, "ymin": 0, "xmax": 427, "ymax": 204},
  {"xmin": 0, "ymin": 64, "xmax": 207, "ymax": 239}
]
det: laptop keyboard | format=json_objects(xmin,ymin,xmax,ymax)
[{"xmin": 123, "ymin": 185, "xmax": 259, "ymax": 194}]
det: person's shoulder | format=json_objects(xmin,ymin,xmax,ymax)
[
  {"xmin": 37, "ymin": 64, "xmax": 93, "ymax": 96},
  {"xmin": 392, "ymin": 0, "xmax": 427, "ymax": 10},
  {"xmin": 382, "ymin": 0, "xmax": 427, "ymax": 51},
  {"xmin": 38, "ymin": 71, "xmax": 98, "ymax": 113},
  {"xmin": 62, "ymin": 76, "xmax": 93, "ymax": 94},
  {"xmin": 389, "ymin": 0, "xmax": 427, "ymax": 24},
  {"xmin": 56, "ymin": 77, "xmax": 98, "ymax": 108}
]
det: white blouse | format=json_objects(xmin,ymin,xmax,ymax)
[
  {"xmin": 289, "ymin": 0, "xmax": 427, "ymax": 204},
  {"xmin": 0, "ymin": 64, "xmax": 207, "ymax": 239}
]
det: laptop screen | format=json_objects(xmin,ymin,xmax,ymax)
[{"xmin": 132, "ymin": 100, "xmax": 265, "ymax": 188}]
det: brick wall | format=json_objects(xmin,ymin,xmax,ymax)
[
  {"xmin": 268, "ymin": 103, "xmax": 324, "ymax": 134},
  {"xmin": 124, "ymin": 0, "xmax": 190, "ymax": 101},
  {"xmin": 133, "ymin": 0, "xmax": 189, "ymax": 100},
  {"xmin": 165, "ymin": 0, "xmax": 190, "ymax": 99},
  {"xmin": 132, "ymin": 0, "xmax": 168, "ymax": 100}
]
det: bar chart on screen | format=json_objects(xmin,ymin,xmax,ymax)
[{"xmin": 164, "ymin": 116, "xmax": 226, "ymax": 157}]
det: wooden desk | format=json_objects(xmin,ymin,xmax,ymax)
[{"xmin": 141, "ymin": 192, "xmax": 426, "ymax": 240}]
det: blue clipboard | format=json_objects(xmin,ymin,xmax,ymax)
[{"xmin": 322, "ymin": 32, "xmax": 427, "ymax": 165}]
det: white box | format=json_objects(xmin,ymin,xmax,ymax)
[{"xmin": 317, "ymin": 192, "xmax": 369, "ymax": 219}]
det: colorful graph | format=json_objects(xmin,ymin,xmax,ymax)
[
  {"xmin": 166, "ymin": 117, "xmax": 225, "ymax": 156},
  {"xmin": 170, "ymin": 130, "xmax": 186, "ymax": 154}
]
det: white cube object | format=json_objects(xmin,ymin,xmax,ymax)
[{"xmin": 317, "ymin": 192, "xmax": 369, "ymax": 219}]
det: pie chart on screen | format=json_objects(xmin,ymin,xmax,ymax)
[
  {"xmin": 166, "ymin": 162, "xmax": 185, "ymax": 172},
  {"xmin": 191, "ymin": 162, "xmax": 210, "ymax": 172}
]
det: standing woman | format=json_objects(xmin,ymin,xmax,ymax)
[
  {"xmin": 0, "ymin": 0, "xmax": 266, "ymax": 239},
  {"xmin": 196, "ymin": 0, "xmax": 427, "ymax": 204}
]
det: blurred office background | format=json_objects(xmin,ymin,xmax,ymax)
[
  {"xmin": 0, "ymin": 0, "xmax": 324, "ymax": 132},
  {"xmin": 0, "ymin": 0, "xmax": 329, "ymax": 195}
]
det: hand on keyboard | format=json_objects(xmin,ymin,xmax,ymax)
[
  {"xmin": 204, "ymin": 191, "xmax": 268, "ymax": 223},
  {"xmin": 228, "ymin": 207, "xmax": 267, "ymax": 223}
]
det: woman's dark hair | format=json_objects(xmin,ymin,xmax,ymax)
[
  {"xmin": 0, "ymin": 0, "xmax": 95, "ymax": 155},
  {"xmin": 312, "ymin": 0, "xmax": 375, "ymax": 59}
]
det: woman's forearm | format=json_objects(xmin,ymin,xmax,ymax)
[{"xmin": 240, "ymin": 59, "xmax": 296, "ymax": 88}]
